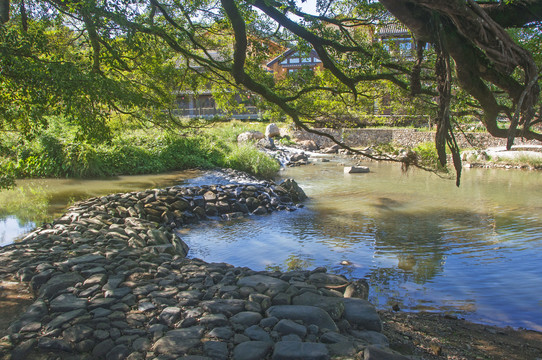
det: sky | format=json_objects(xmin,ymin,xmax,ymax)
[{"xmin": 299, "ymin": 0, "xmax": 318, "ymax": 15}]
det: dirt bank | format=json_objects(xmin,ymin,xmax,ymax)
[{"xmin": 380, "ymin": 310, "xmax": 542, "ymax": 360}]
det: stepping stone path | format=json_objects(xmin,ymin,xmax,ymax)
[{"xmin": 0, "ymin": 176, "xmax": 409, "ymax": 359}]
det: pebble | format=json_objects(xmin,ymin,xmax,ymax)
[
  {"xmin": 272, "ymin": 341, "xmax": 329, "ymax": 360},
  {"xmin": 233, "ymin": 340, "xmax": 273, "ymax": 360}
]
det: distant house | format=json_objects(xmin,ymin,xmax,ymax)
[
  {"xmin": 173, "ymin": 93, "xmax": 260, "ymax": 120},
  {"xmin": 172, "ymin": 21, "xmax": 425, "ymax": 124},
  {"xmin": 372, "ymin": 23, "xmax": 418, "ymax": 117},
  {"xmin": 173, "ymin": 36, "xmax": 285, "ymax": 119},
  {"xmin": 173, "ymin": 51, "xmax": 260, "ymax": 119},
  {"xmin": 266, "ymin": 48, "xmax": 323, "ymax": 79},
  {"xmin": 377, "ymin": 23, "xmax": 415, "ymax": 60}
]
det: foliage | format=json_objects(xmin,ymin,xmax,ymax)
[
  {"xmin": 373, "ymin": 142, "xmax": 400, "ymax": 156},
  {"xmin": 0, "ymin": 185, "xmax": 51, "ymax": 224},
  {"xmin": 0, "ymin": 121, "xmax": 281, "ymax": 185},
  {"xmin": 0, "ymin": 0, "xmax": 540, "ymax": 187},
  {"xmin": 224, "ymin": 143, "xmax": 280, "ymax": 179},
  {"xmin": 412, "ymin": 142, "xmax": 447, "ymax": 171},
  {"xmin": 276, "ymin": 136, "xmax": 296, "ymax": 146},
  {"xmin": 0, "ymin": 170, "xmax": 15, "ymax": 190},
  {"xmin": 201, "ymin": 120, "xmax": 267, "ymax": 143},
  {"xmin": 492, "ymin": 154, "xmax": 542, "ymax": 169}
]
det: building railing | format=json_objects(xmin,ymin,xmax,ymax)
[{"xmin": 171, "ymin": 106, "xmax": 261, "ymax": 120}]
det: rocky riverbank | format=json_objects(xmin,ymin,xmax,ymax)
[{"xmin": 0, "ymin": 176, "xmax": 408, "ymax": 360}]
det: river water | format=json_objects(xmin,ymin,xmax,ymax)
[
  {"xmin": 0, "ymin": 170, "xmax": 202, "ymax": 246},
  {"xmin": 1, "ymin": 160, "xmax": 541, "ymax": 331},
  {"xmin": 181, "ymin": 158, "xmax": 542, "ymax": 331}
]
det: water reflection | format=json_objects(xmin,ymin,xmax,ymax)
[
  {"xmin": 182, "ymin": 162, "xmax": 542, "ymax": 331},
  {"xmin": 0, "ymin": 217, "xmax": 36, "ymax": 247},
  {"xmin": 0, "ymin": 170, "xmax": 202, "ymax": 246}
]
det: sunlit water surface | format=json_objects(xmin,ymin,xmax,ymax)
[{"xmin": 180, "ymin": 160, "xmax": 542, "ymax": 331}]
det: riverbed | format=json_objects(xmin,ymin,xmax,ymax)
[{"xmin": 1, "ymin": 160, "xmax": 541, "ymax": 331}]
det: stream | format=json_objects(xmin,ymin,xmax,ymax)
[{"xmin": 1, "ymin": 158, "xmax": 542, "ymax": 331}]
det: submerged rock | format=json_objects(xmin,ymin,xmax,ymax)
[{"xmin": 344, "ymin": 166, "xmax": 370, "ymax": 173}]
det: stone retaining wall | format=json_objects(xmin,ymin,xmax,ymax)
[
  {"xmin": 0, "ymin": 176, "xmax": 408, "ymax": 360},
  {"xmin": 293, "ymin": 128, "xmax": 542, "ymax": 149}
]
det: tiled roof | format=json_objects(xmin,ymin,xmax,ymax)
[
  {"xmin": 377, "ymin": 23, "xmax": 410, "ymax": 37},
  {"xmin": 266, "ymin": 48, "xmax": 296, "ymax": 67}
]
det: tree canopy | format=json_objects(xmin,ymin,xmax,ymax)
[{"xmin": 1, "ymin": 0, "xmax": 541, "ymax": 184}]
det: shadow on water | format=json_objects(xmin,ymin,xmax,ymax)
[{"xmin": 181, "ymin": 190, "xmax": 542, "ymax": 330}]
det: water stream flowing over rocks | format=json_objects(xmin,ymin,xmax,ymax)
[{"xmin": 0, "ymin": 173, "xmax": 408, "ymax": 360}]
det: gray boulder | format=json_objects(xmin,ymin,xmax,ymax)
[
  {"xmin": 292, "ymin": 292, "xmax": 344, "ymax": 320},
  {"xmin": 343, "ymin": 298, "xmax": 382, "ymax": 332},
  {"xmin": 273, "ymin": 319, "xmax": 307, "ymax": 338},
  {"xmin": 266, "ymin": 123, "xmax": 281, "ymax": 138},
  {"xmin": 233, "ymin": 341, "xmax": 272, "ymax": 360},
  {"xmin": 238, "ymin": 131, "xmax": 265, "ymax": 143},
  {"xmin": 244, "ymin": 325, "xmax": 273, "ymax": 342},
  {"xmin": 344, "ymin": 166, "xmax": 370, "ymax": 174},
  {"xmin": 266, "ymin": 305, "xmax": 338, "ymax": 332},
  {"xmin": 230, "ymin": 311, "xmax": 263, "ymax": 327},
  {"xmin": 201, "ymin": 299, "xmax": 246, "ymax": 316},
  {"xmin": 38, "ymin": 272, "xmax": 84, "ymax": 299},
  {"xmin": 272, "ymin": 341, "xmax": 329, "ymax": 360},
  {"xmin": 307, "ymin": 272, "xmax": 348, "ymax": 288},
  {"xmin": 238, "ymin": 275, "xmax": 289, "ymax": 293},
  {"xmin": 152, "ymin": 326, "xmax": 204, "ymax": 356},
  {"xmin": 280, "ymin": 179, "xmax": 307, "ymax": 203}
]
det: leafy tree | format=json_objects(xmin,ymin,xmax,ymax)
[{"xmin": 0, "ymin": 0, "xmax": 540, "ymax": 186}]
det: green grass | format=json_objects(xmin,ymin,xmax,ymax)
[
  {"xmin": 0, "ymin": 119, "xmax": 281, "ymax": 189},
  {"xmin": 493, "ymin": 154, "xmax": 542, "ymax": 168},
  {"xmin": 412, "ymin": 142, "xmax": 439, "ymax": 165},
  {"xmin": 224, "ymin": 143, "xmax": 280, "ymax": 179}
]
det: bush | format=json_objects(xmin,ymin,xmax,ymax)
[
  {"xmin": 0, "ymin": 161, "xmax": 15, "ymax": 190},
  {"xmin": 413, "ymin": 142, "xmax": 439, "ymax": 167},
  {"xmin": 224, "ymin": 143, "xmax": 280, "ymax": 179},
  {"xmin": 0, "ymin": 122, "xmax": 281, "ymax": 182}
]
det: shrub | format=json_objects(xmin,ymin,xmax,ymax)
[
  {"xmin": 412, "ymin": 142, "xmax": 440, "ymax": 168},
  {"xmin": 0, "ymin": 121, "xmax": 281, "ymax": 183},
  {"xmin": 224, "ymin": 143, "xmax": 280, "ymax": 179},
  {"xmin": 0, "ymin": 161, "xmax": 15, "ymax": 190}
]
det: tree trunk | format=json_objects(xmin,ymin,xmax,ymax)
[{"xmin": 0, "ymin": 0, "xmax": 9, "ymax": 23}]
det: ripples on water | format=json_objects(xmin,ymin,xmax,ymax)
[{"xmin": 181, "ymin": 161, "xmax": 542, "ymax": 331}]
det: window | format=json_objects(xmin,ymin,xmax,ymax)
[
  {"xmin": 399, "ymin": 41, "xmax": 412, "ymax": 55},
  {"xmin": 289, "ymin": 57, "xmax": 300, "ymax": 64},
  {"xmin": 302, "ymin": 57, "xmax": 312, "ymax": 63}
]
